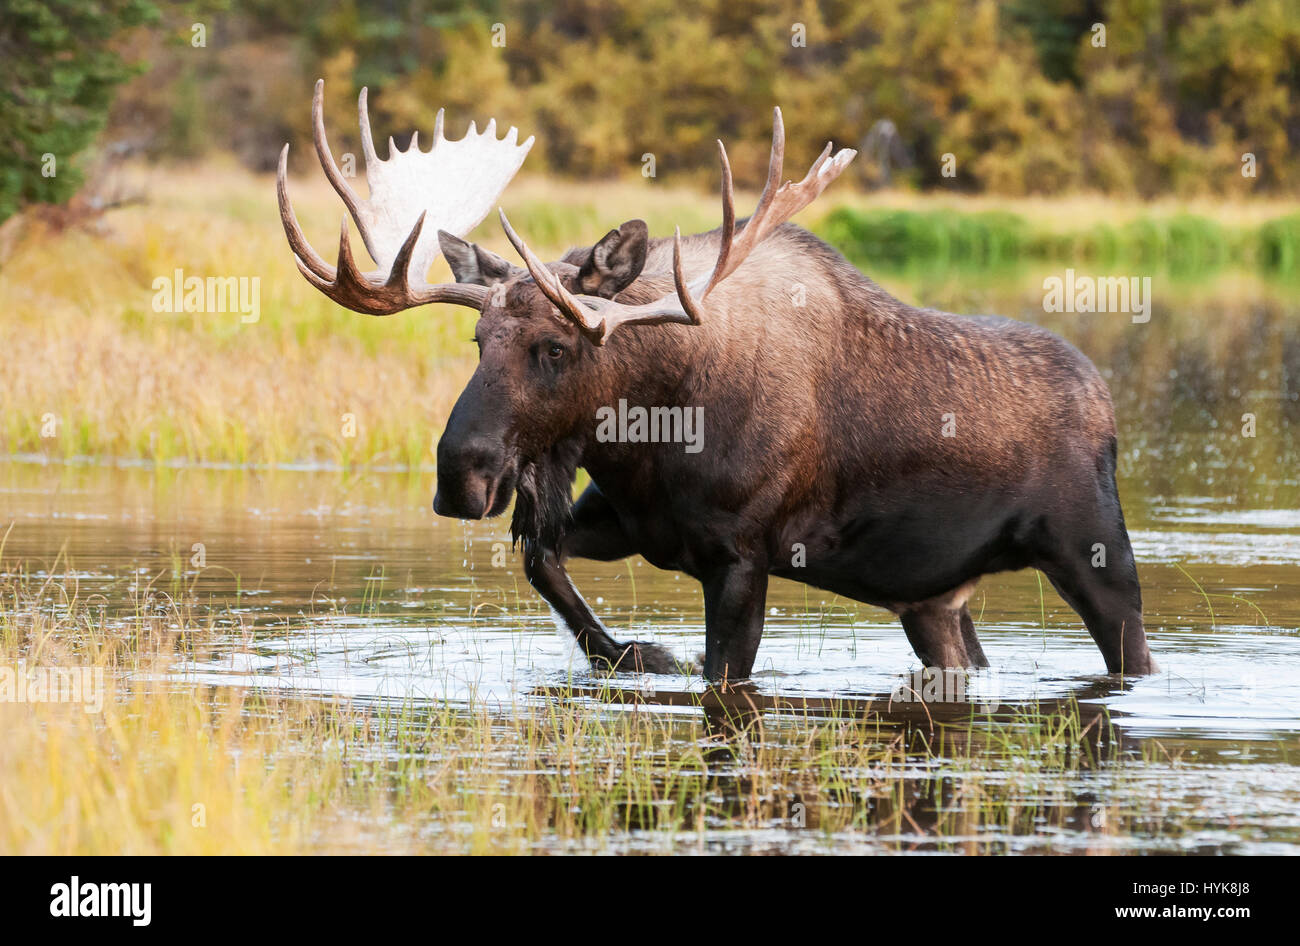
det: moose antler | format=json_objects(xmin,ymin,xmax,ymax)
[
  {"xmin": 277, "ymin": 79, "xmax": 534, "ymax": 314},
  {"xmin": 500, "ymin": 107, "xmax": 856, "ymax": 344}
]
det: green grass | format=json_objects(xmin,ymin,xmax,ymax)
[{"xmin": 820, "ymin": 206, "xmax": 1300, "ymax": 275}]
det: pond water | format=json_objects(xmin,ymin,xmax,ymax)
[
  {"xmin": 3, "ymin": 454, "xmax": 1299, "ymax": 852},
  {"xmin": 3, "ymin": 271, "xmax": 1299, "ymax": 853}
]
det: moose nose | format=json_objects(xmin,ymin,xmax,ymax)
[
  {"xmin": 433, "ymin": 438, "xmax": 505, "ymax": 520},
  {"xmin": 459, "ymin": 440, "xmax": 505, "ymax": 477}
]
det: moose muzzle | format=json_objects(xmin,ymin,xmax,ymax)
[
  {"xmin": 433, "ymin": 432, "xmax": 517, "ymax": 519},
  {"xmin": 433, "ymin": 375, "xmax": 519, "ymax": 520}
]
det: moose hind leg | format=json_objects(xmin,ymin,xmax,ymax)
[
  {"xmin": 1040, "ymin": 493, "xmax": 1157, "ymax": 676},
  {"xmin": 900, "ymin": 602, "xmax": 989, "ymax": 669},
  {"xmin": 1044, "ymin": 561, "xmax": 1155, "ymax": 675},
  {"xmin": 959, "ymin": 604, "xmax": 989, "ymax": 667}
]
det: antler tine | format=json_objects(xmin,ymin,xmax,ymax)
[
  {"xmin": 663, "ymin": 228, "xmax": 705, "ymax": 326},
  {"xmin": 358, "ymin": 87, "xmax": 379, "ymax": 166},
  {"xmin": 747, "ymin": 105, "xmax": 788, "ymax": 242},
  {"xmin": 312, "ymin": 79, "xmax": 364, "ymax": 222},
  {"xmin": 387, "ymin": 210, "xmax": 427, "ymax": 289},
  {"xmin": 499, "ymin": 209, "xmax": 606, "ymax": 340},
  {"xmin": 699, "ymin": 107, "xmax": 857, "ymax": 298},
  {"xmin": 335, "ymin": 212, "xmax": 489, "ymax": 312},
  {"xmin": 333, "ymin": 215, "xmax": 368, "ymax": 295},
  {"xmin": 702, "ymin": 108, "xmax": 785, "ymax": 292},
  {"xmin": 699, "ymin": 107, "xmax": 786, "ymax": 299},
  {"xmin": 706, "ymin": 139, "xmax": 736, "ymax": 302},
  {"xmin": 279, "ymin": 150, "xmax": 488, "ymax": 314},
  {"xmin": 277, "ymin": 143, "xmax": 336, "ymax": 282},
  {"xmin": 496, "ymin": 108, "xmax": 853, "ymax": 344},
  {"xmin": 278, "ymin": 80, "xmax": 532, "ymax": 315}
]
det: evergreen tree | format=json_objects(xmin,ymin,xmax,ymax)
[{"xmin": 0, "ymin": 0, "xmax": 158, "ymax": 223}]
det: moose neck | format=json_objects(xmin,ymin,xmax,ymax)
[{"xmin": 577, "ymin": 315, "xmax": 710, "ymax": 479}]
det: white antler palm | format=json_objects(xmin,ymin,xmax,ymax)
[{"xmin": 277, "ymin": 79, "xmax": 534, "ymax": 313}]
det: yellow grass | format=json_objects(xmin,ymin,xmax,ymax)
[
  {"xmin": 0, "ymin": 159, "xmax": 729, "ymax": 467},
  {"xmin": 831, "ymin": 186, "xmax": 1300, "ymax": 231},
  {"xmin": 1, "ymin": 157, "xmax": 1297, "ymax": 467}
]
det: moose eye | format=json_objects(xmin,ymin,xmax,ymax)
[{"xmin": 546, "ymin": 342, "xmax": 565, "ymax": 360}]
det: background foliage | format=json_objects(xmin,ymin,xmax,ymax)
[
  {"xmin": 4, "ymin": 0, "xmax": 1299, "ymax": 224},
  {"xmin": 0, "ymin": 0, "xmax": 158, "ymax": 221}
]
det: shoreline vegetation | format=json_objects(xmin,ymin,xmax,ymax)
[
  {"xmin": 0, "ymin": 561, "xmax": 1167, "ymax": 856},
  {"xmin": 1, "ymin": 161, "xmax": 1298, "ymax": 469},
  {"xmin": 825, "ymin": 206, "xmax": 1300, "ymax": 273}
]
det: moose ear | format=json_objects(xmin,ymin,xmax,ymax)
[
  {"xmin": 438, "ymin": 230, "xmax": 521, "ymax": 286},
  {"xmin": 577, "ymin": 219, "xmax": 648, "ymax": 298}
]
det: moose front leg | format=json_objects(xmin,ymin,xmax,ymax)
[
  {"xmin": 523, "ymin": 543, "xmax": 680, "ymax": 673},
  {"xmin": 701, "ymin": 562, "xmax": 769, "ymax": 684},
  {"xmin": 520, "ymin": 488, "xmax": 682, "ymax": 674}
]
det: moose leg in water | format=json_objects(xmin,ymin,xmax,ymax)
[
  {"xmin": 701, "ymin": 562, "xmax": 770, "ymax": 683},
  {"xmin": 523, "ymin": 487, "xmax": 681, "ymax": 674},
  {"xmin": 959, "ymin": 606, "xmax": 988, "ymax": 666},
  {"xmin": 1046, "ymin": 565, "xmax": 1150, "ymax": 675},
  {"xmin": 1036, "ymin": 457, "xmax": 1154, "ymax": 675},
  {"xmin": 899, "ymin": 602, "xmax": 989, "ymax": 669}
]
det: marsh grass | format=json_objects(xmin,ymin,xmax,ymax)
[
  {"xmin": 1, "ymin": 546, "xmax": 1217, "ymax": 855},
  {"xmin": 822, "ymin": 205, "xmax": 1300, "ymax": 275},
  {"xmin": 2, "ymin": 160, "xmax": 1298, "ymax": 468},
  {"xmin": 0, "ymin": 161, "xmax": 729, "ymax": 469}
]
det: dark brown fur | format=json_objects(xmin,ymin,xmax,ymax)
[{"xmin": 433, "ymin": 221, "xmax": 1155, "ymax": 681}]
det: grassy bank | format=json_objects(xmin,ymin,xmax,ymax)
[
  {"xmin": 822, "ymin": 206, "xmax": 1300, "ymax": 274},
  {"xmin": 1, "ymin": 159, "xmax": 1298, "ymax": 468}
]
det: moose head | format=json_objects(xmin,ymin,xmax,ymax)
[{"xmin": 278, "ymin": 81, "xmax": 854, "ymax": 530}]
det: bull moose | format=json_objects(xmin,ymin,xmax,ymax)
[{"xmin": 277, "ymin": 81, "xmax": 1157, "ymax": 682}]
